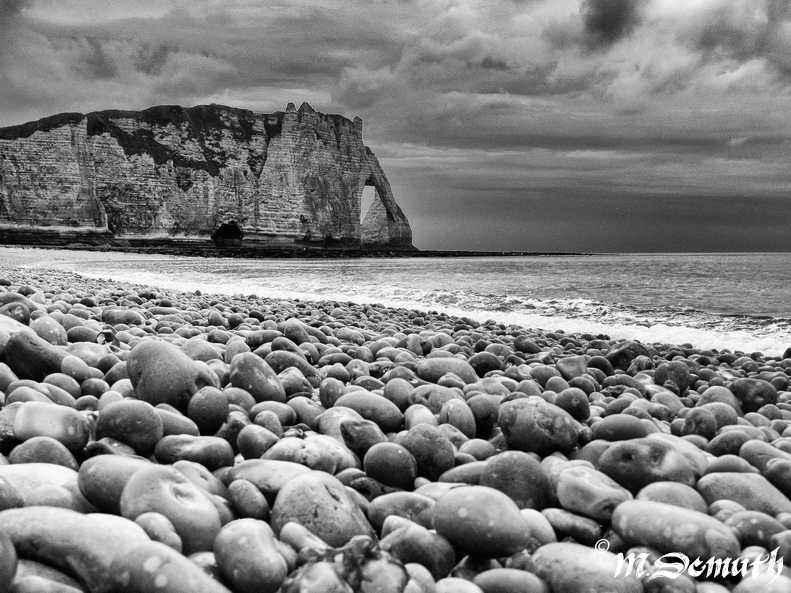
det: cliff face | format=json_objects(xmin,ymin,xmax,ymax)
[{"xmin": 0, "ymin": 103, "xmax": 414, "ymax": 251}]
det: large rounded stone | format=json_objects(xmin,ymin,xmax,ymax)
[
  {"xmin": 554, "ymin": 387, "xmax": 590, "ymax": 422},
  {"xmin": 264, "ymin": 350, "xmax": 320, "ymax": 386},
  {"xmin": 364, "ymin": 442, "xmax": 418, "ymax": 490},
  {"xmin": 556, "ymin": 355, "xmax": 587, "ymax": 380},
  {"xmin": 654, "ymin": 361, "xmax": 691, "ymax": 393},
  {"xmin": 340, "ymin": 418, "xmax": 388, "ymax": 458},
  {"xmin": 229, "ymin": 352, "xmax": 286, "ymax": 404},
  {"xmin": 697, "ymin": 386, "xmax": 742, "ymax": 414},
  {"xmin": 612, "ymin": 500, "xmax": 741, "ymax": 560},
  {"xmin": 78, "ymin": 455, "xmax": 152, "ymax": 514},
  {"xmin": 367, "ymin": 492, "xmax": 436, "ymax": 532},
  {"xmin": 380, "ymin": 522, "xmax": 456, "ymax": 582},
  {"xmin": 730, "ymin": 378, "xmax": 778, "ymax": 413},
  {"xmin": 433, "ymin": 485, "xmax": 531, "ymax": 558},
  {"xmin": 605, "ymin": 341, "xmax": 651, "ymax": 371},
  {"xmin": 417, "ymin": 358, "xmax": 478, "ymax": 384},
  {"xmin": 111, "ymin": 540, "xmax": 232, "ymax": 593},
  {"xmin": 479, "ymin": 451, "xmax": 553, "ymax": 510},
  {"xmin": 95, "ymin": 399, "xmax": 164, "ymax": 457},
  {"xmin": 334, "ymin": 391, "xmax": 403, "ymax": 433},
  {"xmin": 739, "ymin": 439, "xmax": 791, "ymax": 474},
  {"xmin": 154, "ymin": 435, "xmax": 235, "ymax": 471},
  {"xmin": 696, "ymin": 473, "xmax": 791, "ymax": 516},
  {"xmin": 29, "ymin": 315, "xmax": 67, "ymax": 346},
  {"xmin": 498, "ymin": 398, "xmax": 579, "ymax": 456},
  {"xmin": 531, "ymin": 542, "xmax": 642, "ymax": 593},
  {"xmin": 127, "ymin": 339, "xmax": 200, "ymax": 409},
  {"xmin": 262, "ymin": 435, "xmax": 359, "ymax": 474},
  {"xmin": 4, "ymin": 330, "xmax": 68, "ymax": 381},
  {"xmin": 596, "ymin": 437, "xmax": 696, "ymax": 494},
  {"xmin": 227, "ymin": 459, "xmax": 311, "ymax": 501},
  {"xmin": 181, "ymin": 337, "xmax": 223, "ymax": 362},
  {"xmin": 591, "ymin": 414, "xmax": 649, "ymax": 441},
  {"xmin": 120, "ymin": 464, "xmax": 222, "ymax": 555},
  {"xmin": 8, "ymin": 436, "xmax": 78, "ymax": 470},
  {"xmin": 270, "ymin": 471, "xmax": 375, "ymax": 547},
  {"xmin": 213, "ymin": 519, "xmax": 288, "ymax": 593},
  {"xmin": 401, "ymin": 424, "xmax": 455, "ymax": 482},
  {"xmin": 556, "ymin": 465, "xmax": 632, "ymax": 522},
  {"xmin": 12, "ymin": 402, "xmax": 90, "ymax": 454},
  {"xmin": 635, "ymin": 481, "xmax": 708, "ymax": 513}
]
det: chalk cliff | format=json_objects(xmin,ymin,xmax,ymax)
[{"xmin": 0, "ymin": 103, "xmax": 414, "ymax": 252}]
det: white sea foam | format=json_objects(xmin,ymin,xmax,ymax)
[{"xmin": 74, "ymin": 267, "xmax": 791, "ymax": 357}]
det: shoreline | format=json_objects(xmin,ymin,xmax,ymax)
[
  {"xmin": 0, "ymin": 247, "xmax": 777, "ymax": 360},
  {"xmin": 2, "ymin": 252, "xmax": 791, "ymax": 590},
  {"xmin": 0, "ymin": 240, "xmax": 592, "ymax": 259},
  {"xmin": 1, "ymin": 246, "xmax": 789, "ymax": 358}
]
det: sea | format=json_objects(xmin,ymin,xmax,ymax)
[{"xmin": 25, "ymin": 250, "xmax": 791, "ymax": 358}]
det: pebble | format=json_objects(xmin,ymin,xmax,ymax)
[
  {"xmin": 12, "ymin": 402, "xmax": 90, "ymax": 454},
  {"xmin": 367, "ymin": 491, "xmax": 436, "ymax": 532},
  {"xmin": 479, "ymin": 450, "xmax": 553, "ymax": 510},
  {"xmin": 432, "ymin": 485, "xmax": 531, "ymax": 558},
  {"xmin": 4, "ymin": 330, "xmax": 67, "ymax": 381},
  {"xmin": 119, "ymin": 463, "xmax": 222, "ymax": 555},
  {"xmin": 531, "ymin": 542, "xmax": 642, "ymax": 593},
  {"xmin": 696, "ymin": 472, "xmax": 791, "ymax": 515},
  {"xmin": 497, "ymin": 398, "xmax": 579, "ymax": 456},
  {"xmin": 262, "ymin": 434, "xmax": 359, "ymax": 474},
  {"xmin": 95, "ymin": 399, "xmax": 164, "ymax": 457},
  {"xmin": 379, "ymin": 521, "xmax": 456, "ymax": 581},
  {"xmin": 7, "ymin": 436, "xmax": 79, "ymax": 470},
  {"xmin": 0, "ymin": 505, "xmax": 150, "ymax": 593},
  {"xmin": 154, "ymin": 435, "xmax": 235, "ymax": 471},
  {"xmin": 126, "ymin": 339, "xmax": 201, "ymax": 409},
  {"xmin": 228, "ymin": 352, "xmax": 287, "ymax": 404},
  {"xmin": 3, "ymin": 266, "xmax": 791, "ymax": 592},
  {"xmin": 333, "ymin": 390, "xmax": 403, "ymax": 433},
  {"xmin": 214, "ymin": 519, "xmax": 288, "ymax": 593},
  {"xmin": 596, "ymin": 437, "xmax": 697, "ymax": 494},
  {"xmin": 555, "ymin": 465, "xmax": 632, "ymax": 521},
  {"xmin": 270, "ymin": 471, "xmax": 375, "ymax": 546},
  {"xmin": 110, "ymin": 540, "xmax": 232, "ymax": 593},
  {"xmin": 612, "ymin": 499, "xmax": 742, "ymax": 559},
  {"xmin": 401, "ymin": 424, "xmax": 456, "ymax": 481},
  {"xmin": 635, "ymin": 481, "xmax": 709, "ymax": 513},
  {"xmin": 363, "ymin": 442, "xmax": 418, "ymax": 490}
]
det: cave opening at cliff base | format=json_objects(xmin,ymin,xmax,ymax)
[{"xmin": 211, "ymin": 221, "xmax": 244, "ymax": 248}]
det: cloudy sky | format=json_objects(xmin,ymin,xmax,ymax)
[{"xmin": 1, "ymin": 0, "xmax": 790, "ymax": 252}]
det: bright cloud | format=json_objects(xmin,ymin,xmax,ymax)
[{"xmin": 1, "ymin": 0, "xmax": 790, "ymax": 251}]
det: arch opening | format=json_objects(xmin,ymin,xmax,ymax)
[{"xmin": 361, "ymin": 185, "xmax": 376, "ymax": 225}]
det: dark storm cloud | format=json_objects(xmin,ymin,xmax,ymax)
[
  {"xmin": 0, "ymin": 0, "xmax": 30, "ymax": 51},
  {"xmin": 478, "ymin": 56, "xmax": 510, "ymax": 71},
  {"xmin": 1, "ymin": 0, "xmax": 791, "ymax": 252},
  {"xmin": 75, "ymin": 38, "xmax": 118, "ymax": 79},
  {"xmin": 680, "ymin": 0, "xmax": 791, "ymax": 79},
  {"xmin": 582, "ymin": 0, "xmax": 644, "ymax": 49},
  {"xmin": 0, "ymin": 0, "xmax": 28, "ymax": 22},
  {"xmin": 132, "ymin": 44, "xmax": 172, "ymax": 76}
]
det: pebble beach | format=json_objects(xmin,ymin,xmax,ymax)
[{"xmin": 2, "ymin": 251, "xmax": 791, "ymax": 592}]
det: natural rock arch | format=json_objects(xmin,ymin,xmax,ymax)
[
  {"xmin": 360, "ymin": 172, "xmax": 412, "ymax": 249},
  {"xmin": 0, "ymin": 103, "xmax": 414, "ymax": 252}
]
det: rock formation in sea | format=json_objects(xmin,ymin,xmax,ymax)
[{"xmin": 0, "ymin": 102, "xmax": 414, "ymax": 252}]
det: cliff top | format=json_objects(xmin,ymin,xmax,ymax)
[{"xmin": 0, "ymin": 102, "xmax": 361, "ymax": 141}]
